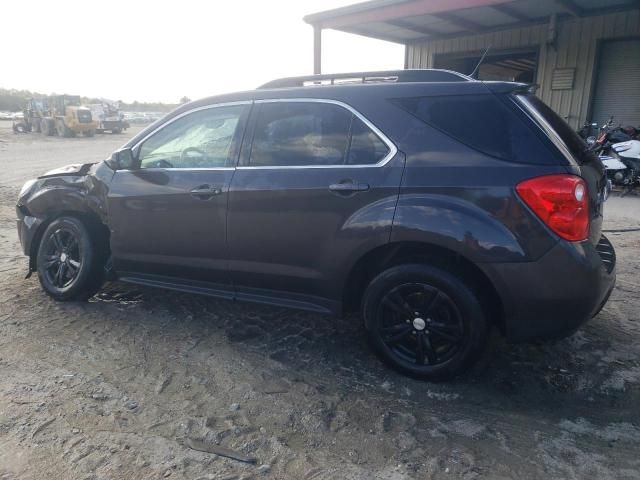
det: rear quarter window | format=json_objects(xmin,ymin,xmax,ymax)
[{"xmin": 391, "ymin": 94, "xmax": 556, "ymax": 165}]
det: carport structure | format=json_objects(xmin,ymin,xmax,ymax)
[{"xmin": 304, "ymin": 0, "xmax": 640, "ymax": 128}]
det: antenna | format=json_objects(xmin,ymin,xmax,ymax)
[{"xmin": 470, "ymin": 45, "xmax": 491, "ymax": 79}]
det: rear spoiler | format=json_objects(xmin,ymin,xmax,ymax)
[{"xmin": 483, "ymin": 81, "xmax": 538, "ymax": 94}]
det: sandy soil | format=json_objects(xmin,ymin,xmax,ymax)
[{"xmin": 0, "ymin": 122, "xmax": 639, "ymax": 479}]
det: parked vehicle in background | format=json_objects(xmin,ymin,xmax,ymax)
[
  {"xmin": 611, "ymin": 140, "xmax": 640, "ymax": 196},
  {"xmin": 39, "ymin": 95, "xmax": 97, "ymax": 137},
  {"xmin": 590, "ymin": 116, "xmax": 640, "ymax": 195},
  {"xmin": 578, "ymin": 120, "xmax": 598, "ymax": 143},
  {"xmin": 122, "ymin": 112, "xmax": 164, "ymax": 124},
  {"xmin": 15, "ymin": 70, "xmax": 616, "ymax": 380},
  {"xmin": 88, "ymin": 101, "xmax": 129, "ymax": 134},
  {"xmin": 20, "ymin": 97, "xmax": 47, "ymax": 133}
]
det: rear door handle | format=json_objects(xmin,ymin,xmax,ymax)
[
  {"xmin": 190, "ymin": 185, "xmax": 222, "ymax": 199},
  {"xmin": 329, "ymin": 182, "xmax": 370, "ymax": 193}
]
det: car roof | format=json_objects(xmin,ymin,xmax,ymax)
[
  {"xmin": 179, "ymin": 79, "xmax": 526, "ymax": 112},
  {"xmin": 124, "ymin": 72, "xmax": 527, "ymax": 149}
]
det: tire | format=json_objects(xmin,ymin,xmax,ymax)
[
  {"xmin": 36, "ymin": 216, "xmax": 106, "ymax": 301},
  {"xmin": 40, "ymin": 119, "xmax": 51, "ymax": 136},
  {"xmin": 112, "ymin": 128, "xmax": 121, "ymax": 134},
  {"xmin": 55, "ymin": 121, "xmax": 69, "ymax": 137},
  {"xmin": 362, "ymin": 264, "xmax": 488, "ymax": 381},
  {"xmin": 83, "ymin": 129, "xmax": 95, "ymax": 137}
]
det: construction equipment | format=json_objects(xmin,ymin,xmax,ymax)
[
  {"xmin": 21, "ymin": 98, "xmax": 47, "ymax": 133},
  {"xmin": 88, "ymin": 101, "xmax": 129, "ymax": 134},
  {"xmin": 39, "ymin": 95, "xmax": 97, "ymax": 137}
]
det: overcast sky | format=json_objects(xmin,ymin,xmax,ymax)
[{"xmin": 2, "ymin": 0, "xmax": 403, "ymax": 103}]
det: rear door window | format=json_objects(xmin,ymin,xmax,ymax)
[
  {"xmin": 392, "ymin": 94, "xmax": 555, "ymax": 164},
  {"xmin": 247, "ymin": 101, "xmax": 391, "ymax": 167},
  {"xmin": 347, "ymin": 117, "xmax": 390, "ymax": 165},
  {"xmin": 249, "ymin": 102, "xmax": 351, "ymax": 167}
]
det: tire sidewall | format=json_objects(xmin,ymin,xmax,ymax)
[
  {"xmin": 36, "ymin": 216, "xmax": 96, "ymax": 301},
  {"xmin": 363, "ymin": 264, "xmax": 487, "ymax": 380}
]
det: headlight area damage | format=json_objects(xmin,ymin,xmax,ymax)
[{"xmin": 16, "ymin": 162, "xmax": 112, "ymax": 277}]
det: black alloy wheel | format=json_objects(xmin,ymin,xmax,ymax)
[
  {"xmin": 363, "ymin": 264, "xmax": 487, "ymax": 380},
  {"xmin": 378, "ymin": 283, "xmax": 465, "ymax": 367},
  {"xmin": 36, "ymin": 216, "xmax": 105, "ymax": 301},
  {"xmin": 40, "ymin": 226, "xmax": 82, "ymax": 289}
]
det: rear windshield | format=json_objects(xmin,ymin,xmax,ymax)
[
  {"xmin": 515, "ymin": 94, "xmax": 590, "ymax": 165},
  {"xmin": 391, "ymin": 94, "xmax": 555, "ymax": 164}
]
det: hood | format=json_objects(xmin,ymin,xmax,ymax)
[{"xmin": 40, "ymin": 163, "xmax": 95, "ymax": 178}]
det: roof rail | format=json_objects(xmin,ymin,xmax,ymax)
[{"xmin": 258, "ymin": 69, "xmax": 473, "ymax": 89}]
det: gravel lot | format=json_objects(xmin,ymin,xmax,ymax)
[{"xmin": 0, "ymin": 121, "xmax": 639, "ymax": 480}]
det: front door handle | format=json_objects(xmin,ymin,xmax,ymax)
[
  {"xmin": 329, "ymin": 181, "xmax": 370, "ymax": 194},
  {"xmin": 190, "ymin": 185, "xmax": 222, "ymax": 199}
]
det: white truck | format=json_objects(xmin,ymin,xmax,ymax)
[{"xmin": 88, "ymin": 101, "xmax": 129, "ymax": 134}]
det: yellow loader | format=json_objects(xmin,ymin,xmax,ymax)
[{"xmin": 40, "ymin": 95, "xmax": 97, "ymax": 137}]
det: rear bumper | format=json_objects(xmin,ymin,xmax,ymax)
[{"xmin": 482, "ymin": 235, "xmax": 616, "ymax": 342}]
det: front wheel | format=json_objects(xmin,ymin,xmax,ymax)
[
  {"xmin": 40, "ymin": 119, "xmax": 52, "ymax": 136},
  {"xmin": 363, "ymin": 264, "xmax": 488, "ymax": 381},
  {"xmin": 36, "ymin": 216, "xmax": 105, "ymax": 301}
]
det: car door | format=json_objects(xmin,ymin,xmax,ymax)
[
  {"xmin": 107, "ymin": 102, "xmax": 250, "ymax": 294},
  {"xmin": 226, "ymin": 99, "xmax": 404, "ymax": 312}
]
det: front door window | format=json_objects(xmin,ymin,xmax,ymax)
[{"xmin": 138, "ymin": 105, "xmax": 245, "ymax": 169}]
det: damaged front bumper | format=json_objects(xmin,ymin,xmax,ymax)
[{"xmin": 16, "ymin": 204, "xmax": 43, "ymax": 271}]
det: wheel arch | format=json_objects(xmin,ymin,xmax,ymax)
[{"xmin": 341, "ymin": 241, "xmax": 505, "ymax": 334}]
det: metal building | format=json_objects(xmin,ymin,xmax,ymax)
[{"xmin": 305, "ymin": 0, "xmax": 640, "ymax": 129}]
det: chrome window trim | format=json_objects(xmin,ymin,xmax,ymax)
[
  {"xmin": 119, "ymin": 167, "xmax": 236, "ymax": 172},
  {"xmin": 237, "ymin": 98, "xmax": 398, "ymax": 170},
  {"xmin": 125, "ymin": 101, "xmax": 253, "ymax": 172}
]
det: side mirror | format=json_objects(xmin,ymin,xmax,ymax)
[{"xmin": 106, "ymin": 148, "xmax": 135, "ymax": 170}]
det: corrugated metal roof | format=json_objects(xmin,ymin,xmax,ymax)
[{"xmin": 305, "ymin": 0, "xmax": 640, "ymax": 43}]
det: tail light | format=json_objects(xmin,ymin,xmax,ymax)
[{"xmin": 516, "ymin": 174, "xmax": 589, "ymax": 242}]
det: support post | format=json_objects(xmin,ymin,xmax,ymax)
[{"xmin": 313, "ymin": 26, "xmax": 322, "ymax": 75}]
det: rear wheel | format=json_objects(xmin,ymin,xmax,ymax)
[
  {"xmin": 363, "ymin": 264, "xmax": 488, "ymax": 381},
  {"xmin": 36, "ymin": 217, "xmax": 105, "ymax": 301},
  {"xmin": 56, "ymin": 121, "xmax": 72, "ymax": 137},
  {"xmin": 112, "ymin": 128, "xmax": 121, "ymax": 134},
  {"xmin": 84, "ymin": 129, "xmax": 96, "ymax": 137}
]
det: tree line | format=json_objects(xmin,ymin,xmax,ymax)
[{"xmin": 0, "ymin": 88, "xmax": 181, "ymax": 112}]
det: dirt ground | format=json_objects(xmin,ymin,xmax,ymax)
[{"xmin": 0, "ymin": 121, "xmax": 639, "ymax": 480}]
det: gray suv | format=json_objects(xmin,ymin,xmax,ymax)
[{"xmin": 16, "ymin": 70, "xmax": 616, "ymax": 380}]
